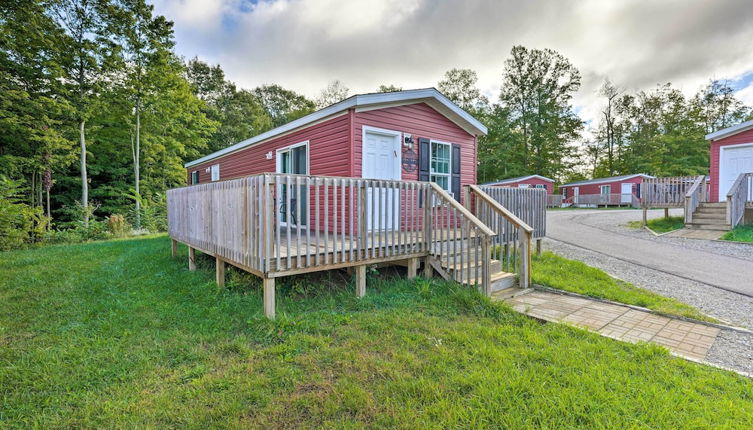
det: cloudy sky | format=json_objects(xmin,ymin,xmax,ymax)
[{"xmin": 151, "ymin": 0, "xmax": 753, "ymax": 127}]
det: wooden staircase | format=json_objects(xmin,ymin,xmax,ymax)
[
  {"xmin": 687, "ymin": 202, "xmax": 731, "ymax": 231},
  {"xmin": 429, "ymin": 241, "xmax": 516, "ymax": 293}
]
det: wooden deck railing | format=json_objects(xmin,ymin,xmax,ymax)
[
  {"xmin": 727, "ymin": 173, "xmax": 753, "ymax": 228},
  {"xmin": 467, "ymin": 185, "xmax": 533, "ymax": 288},
  {"xmin": 684, "ymin": 175, "xmax": 707, "ymax": 224},
  {"xmin": 427, "ymin": 183, "xmax": 495, "ymax": 295},
  {"xmin": 168, "ymin": 173, "xmax": 515, "ymax": 316},
  {"xmin": 568, "ymin": 193, "xmax": 638, "ymax": 207},
  {"xmin": 641, "ymin": 176, "xmax": 698, "ymax": 208},
  {"xmin": 474, "ymin": 186, "xmax": 546, "ymax": 239}
]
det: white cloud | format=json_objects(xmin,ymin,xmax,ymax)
[{"xmin": 152, "ymin": 0, "xmax": 753, "ymax": 128}]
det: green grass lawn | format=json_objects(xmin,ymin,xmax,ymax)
[
  {"xmin": 721, "ymin": 224, "xmax": 753, "ymax": 243},
  {"xmin": 532, "ymin": 251, "xmax": 714, "ymax": 322},
  {"xmin": 1, "ymin": 236, "xmax": 752, "ymax": 428},
  {"xmin": 626, "ymin": 215, "xmax": 685, "ymax": 233}
]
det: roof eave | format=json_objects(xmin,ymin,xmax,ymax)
[{"xmin": 705, "ymin": 119, "xmax": 753, "ymax": 141}]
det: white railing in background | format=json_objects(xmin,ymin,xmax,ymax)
[
  {"xmin": 727, "ymin": 173, "xmax": 753, "ymax": 228},
  {"xmin": 684, "ymin": 175, "xmax": 707, "ymax": 224},
  {"xmin": 569, "ymin": 193, "xmax": 637, "ymax": 207},
  {"xmin": 547, "ymin": 194, "xmax": 563, "ymax": 207},
  {"xmin": 467, "ymin": 185, "xmax": 534, "ymax": 288}
]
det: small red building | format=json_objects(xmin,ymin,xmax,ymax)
[
  {"xmin": 705, "ymin": 119, "xmax": 753, "ymax": 202},
  {"xmin": 481, "ymin": 175, "xmax": 554, "ymax": 194},
  {"xmin": 185, "ymin": 89, "xmax": 486, "ymax": 202},
  {"xmin": 559, "ymin": 174, "xmax": 653, "ymax": 206}
]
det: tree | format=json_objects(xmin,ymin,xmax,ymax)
[
  {"xmin": 595, "ymin": 79, "xmax": 623, "ymax": 176},
  {"xmin": 0, "ymin": 0, "xmax": 75, "ymax": 221},
  {"xmin": 109, "ymin": 0, "xmax": 174, "ymax": 228},
  {"xmin": 437, "ymin": 68, "xmax": 488, "ymax": 113},
  {"xmin": 253, "ymin": 84, "xmax": 315, "ymax": 128},
  {"xmin": 692, "ymin": 80, "xmax": 750, "ymax": 134},
  {"xmin": 376, "ymin": 84, "xmax": 402, "ymax": 93},
  {"xmin": 51, "ymin": 0, "xmax": 114, "ymax": 227},
  {"xmin": 315, "ymin": 79, "xmax": 348, "ymax": 108},
  {"xmin": 497, "ymin": 46, "xmax": 583, "ymax": 179}
]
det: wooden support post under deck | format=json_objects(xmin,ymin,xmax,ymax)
[
  {"xmin": 215, "ymin": 257, "xmax": 225, "ymax": 287},
  {"xmin": 536, "ymin": 239, "xmax": 542, "ymax": 256},
  {"xmin": 355, "ymin": 265, "xmax": 366, "ymax": 298},
  {"xmin": 641, "ymin": 208, "xmax": 647, "ymax": 227},
  {"xmin": 263, "ymin": 277, "xmax": 275, "ymax": 319},
  {"xmin": 664, "ymin": 208, "xmax": 670, "ymax": 219},
  {"xmin": 406, "ymin": 257, "xmax": 418, "ymax": 279},
  {"xmin": 188, "ymin": 246, "xmax": 196, "ymax": 271},
  {"xmin": 171, "ymin": 238, "xmax": 177, "ymax": 258},
  {"xmin": 423, "ymin": 256, "xmax": 433, "ymax": 278}
]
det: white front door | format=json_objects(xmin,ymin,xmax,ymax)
[
  {"xmin": 720, "ymin": 143, "xmax": 753, "ymax": 201},
  {"xmin": 621, "ymin": 183, "xmax": 632, "ymax": 203},
  {"xmin": 573, "ymin": 187, "xmax": 579, "ymax": 204},
  {"xmin": 362, "ymin": 127, "xmax": 401, "ymax": 230}
]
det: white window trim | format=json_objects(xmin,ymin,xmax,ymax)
[
  {"xmin": 275, "ymin": 140, "xmax": 310, "ymax": 175},
  {"xmin": 600, "ymin": 184, "xmax": 611, "ymax": 195},
  {"xmin": 361, "ymin": 126, "xmax": 402, "ymax": 180},
  {"xmin": 191, "ymin": 170, "xmax": 199, "ymax": 185},
  {"xmin": 210, "ymin": 164, "xmax": 220, "ymax": 181},
  {"xmin": 718, "ymin": 141, "xmax": 753, "ymax": 201},
  {"xmin": 430, "ymin": 139, "xmax": 452, "ymax": 196},
  {"xmin": 534, "ymin": 184, "xmax": 546, "ymax": 189},
  {"xmin": 518, "ymin": 184, "xmax": 530, "ymax": 188}
]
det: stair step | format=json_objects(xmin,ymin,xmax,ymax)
[
  {"xmin": 692, "ymin": 214, "xmax": 726, "ymax": 221},
  {"xmin": 444, "ymin": 260, "xmax": 502, "ymax": 281},
  {"xmin": 491, "ymin": 286, "xmax": 532, "ymax": 300},
  {"xmin": 699, "ymin": 202, "xmax": 726, "ymax": 208},
  {"xmin": 689, "ymin": 218, "xmax": 729, "ymax": 225},
  {"xmin": 686, "ymin": 223, "xmax": 731, "ymax": 231},
  {"xmin": 462, "ymin": 271, "xmax": 516, "ymax": 290}
]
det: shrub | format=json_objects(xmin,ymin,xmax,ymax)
[
  {"xmin": 106, "ymin": 214, "xmax": 131, "ymax": 237},
  {"xmin": 0, "ymin": 177, "xmax": 50, "ymax": 250}
]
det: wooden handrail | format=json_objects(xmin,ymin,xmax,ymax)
[
  {"xmin": 429, "ymin": 182, "xmax": 496, "ymax": 236},
  {"xmin": 468, "ymin": 185, "xmax": 534, "ymax": 234},
  {"xmin": 726, "ymin": 173, "xmax": 747, "ymax": 199},
  {"xmin": 685, "ymin": 175, "xmax": 705, "ymax": 199}
]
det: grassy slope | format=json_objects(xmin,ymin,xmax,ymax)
[
  {"xmin": 532, "ymin": 251, "xmax": 713, "ymax": 322},
  {"xmin": 721, "ymin": 224, "xmax": 753, "ymax": 243},
  {"xmin": 627, "ymin": 216, "xmax": 685, "ymax": 233},
  {"xmin": 1, "ymin": 236, "xmax": 751, "ymax": 428}
]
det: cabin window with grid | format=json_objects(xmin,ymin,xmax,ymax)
[
  {"xmin": 430, "ymin": 141, "xmax": 451, "ymax": 194},
  {"xmin": 191, "ymin": 171, "xmax": 199, "ymax": 184}
]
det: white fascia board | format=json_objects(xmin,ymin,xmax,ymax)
[
  {"xmin": 705, "ymin": 119, "xmax": 753, "ymax": 141},
  {"xmin": 185, "ymin": 88, "xmax": 487, "ymax": 168}
]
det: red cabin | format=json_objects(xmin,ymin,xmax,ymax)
[
  {"xmin": 481, "ymin": 175, "xmax": 555, "ymax": 194},
  {"xmin": 185, "ymin": 88, "xmax": 486, "ymax": 204},
  {"xmin": 705, "ymin": 120, "xmax": 753, "ymax": 202},
  {"xmin": 559, "ymin": 174, "xmax": 653, "ymax": 206}
]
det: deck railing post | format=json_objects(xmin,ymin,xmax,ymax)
[
  {"xmin": 481, "ymin": 235, "xmax": 491, "ymax": 296},
  {"xmin": 423, "ymin": 186, "xmax": 432, "ymax": 253},
  {"xmin": 360, "ymin": 182, "xmax": 368, "ymax": 258},
  {"xmin": 263, "ymin": 175, "xmax": 274, "ymax": 274}
]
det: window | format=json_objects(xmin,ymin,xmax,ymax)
[
  {"xmin": 518, "ymin": 184, "xmax": 530, "ymax": 188},
  {"xmin": 191, "ymin": 171, "xmax": 199, "ymax": 185},
  {"xmin": 430, "ymin": 141, "xmax": 451, "ymax": 194},
  {"xmin": 600, "ymin": 185, "xmax": 611, "ymax": 195},
  {"xmin": 210, "ymin": 164, "xmax": 220, "ymax": 181},
  {"xmin": 535, "ymin": 184, "xmax": 546, "ymax": 189}
]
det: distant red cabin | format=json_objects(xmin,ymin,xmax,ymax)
[
  {"xmin": 559, "ymin": 174, "xmax": 653, "ymax": 205},
  {"xmin": 705, "ymin": 120, "xmax": 753, "ymax": 202},
  {"xmin": 185, "ymin": 89, "xmax": 486, "ymax": 206},
  {"xmin": 481, "ymin": 175, "xmax": 555, "ymax": 195}
]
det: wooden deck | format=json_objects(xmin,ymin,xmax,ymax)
[{"xmin": 167, "ymin": 173, "xmax": 542, "ymax": 318}]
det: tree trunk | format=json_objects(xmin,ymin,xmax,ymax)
[
  {"xmin": 134, "ymin": 104, "xmax": 141, "ymax": 230},
  {"xmin": 80, "ymin": 119, "xmax": 88, "ymax": 227}
]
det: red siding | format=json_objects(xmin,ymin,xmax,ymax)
[
  {"xmin": 187, "ymin": 112, "xmax": 351, "ymax": 183},
  {"xmin": 489, "ymin": 178, "xmax": 554, "ymax": 194},
  {"xmin": 560, "ymin": 176, "xmax": 644, "ymax": 198},
  {"xmin": 709, "ymin": 128, "xmax": 753, "ymax": 202},
  {"xmin": 353, "ymin": 102, "xmax": 477, "ymax": 197}
]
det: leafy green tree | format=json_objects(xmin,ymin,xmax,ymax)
[
  {"xmin": 376, "ymin": 84, "xmax": 402, "ymax": 93},
  {"xmin": 691, "ymin": 80, "xmax": 750, "ymax": 134},
  {"xmin": 497, "ymin": 46, "xmax": 583, "ymax": 180},
  {"xmin": 51, "ymin": 0, "xmax": 115, "ymax": 226},
  {"xmin": 315, "ymin": 79, "xmax": 349, "ymax": 108},
  {"xmin": 437, "ymin": 68, "xmax": 489, "ymax": 114},
  {"xmin": 253, "ymin": 84, "xmax": 315, "ymax": 128},
  {"xmin": 0, "ymin": 0, "xmax": 75, "ymax": 221}
]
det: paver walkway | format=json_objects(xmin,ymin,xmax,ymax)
[{"xmin": 501, "ymin": 290, "xmax": 720, "ymax": 361}]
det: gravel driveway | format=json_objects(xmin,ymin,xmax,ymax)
[{"xmin": 543, "ymin": 208, "xmax": 753, "ymax": 375}]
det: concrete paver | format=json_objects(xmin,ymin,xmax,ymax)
[{"xmin": 503, "ymin": 290, "xmax": 721, "ymax": 361}]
